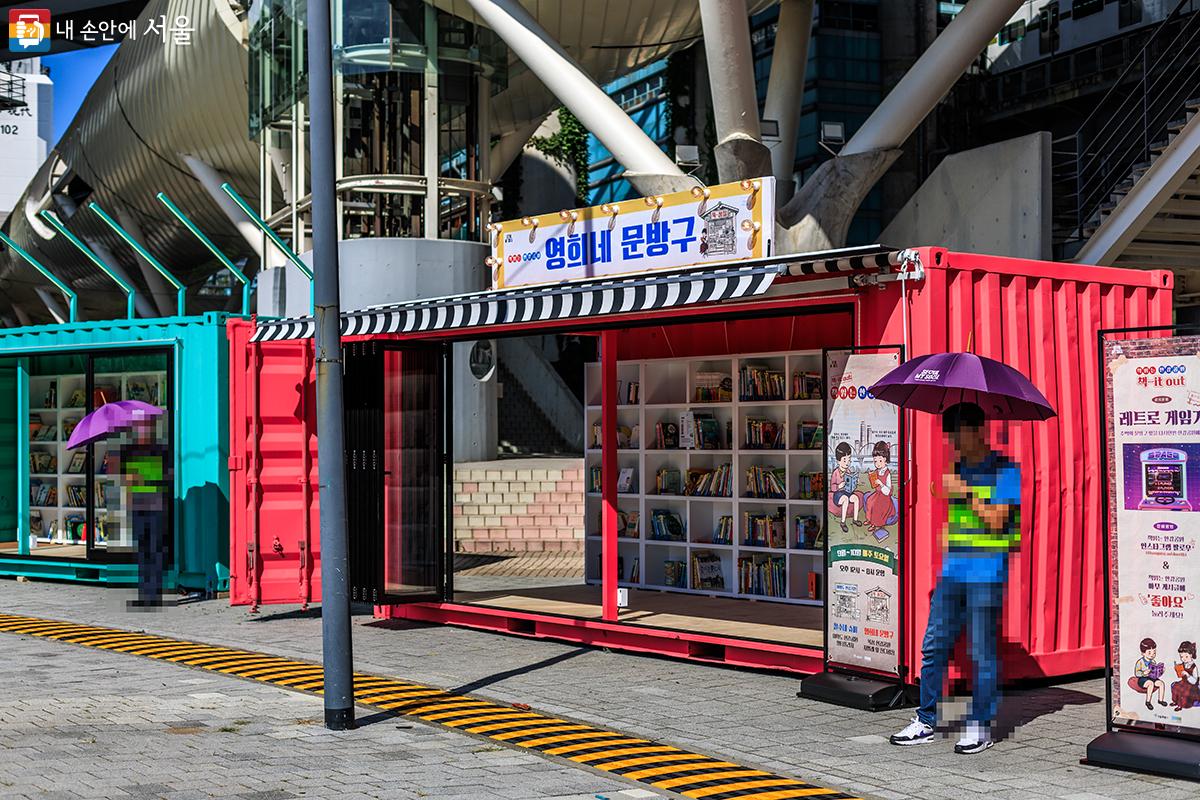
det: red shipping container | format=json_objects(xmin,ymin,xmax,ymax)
[{"xmin": 227, "ymin": 248, "xmax": 1172, "ymax": 679}]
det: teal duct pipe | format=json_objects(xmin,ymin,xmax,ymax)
[
  {"xmin": 0, "ymin": 231, "xmax": 79, "ymax": 322},
  {"xmin": 39, "ymin": 210, "xmax": 137, "ymax": 319},
  {"xmin": 219, "ymin": 182, "xmax": 314, "ymax": 312},
  {"xmin": 156, "ymin": 192, "xmax": 251, "ymax": 315},
  {"xmin": 87, "ymin": 201, "xmax": 187, "ymax": 316}
]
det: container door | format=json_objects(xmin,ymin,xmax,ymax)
[
  {"xmin": 381, "ymin": 343, "xmax": 449, "ymax": 602},
  {"xmin": 345, "ymin": 341, "xmax": 383, "ymax": 602}
]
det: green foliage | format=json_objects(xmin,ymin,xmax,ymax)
[{"xmin": 529, "ymin": 108, "xmax": 591, "ymax": 204}]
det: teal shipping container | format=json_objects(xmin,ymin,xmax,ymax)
[{"xmin": 0, "ymin": 313, "xmax": 232, "ymax": 591}]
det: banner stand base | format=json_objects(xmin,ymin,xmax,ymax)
[
  {"xmin": 1084, "ymin": 731, "xmax": 1200, "ymax": 780},
  {"xmin": 797, "ymin": 671, "xmax": 914, "ymax": 712}
]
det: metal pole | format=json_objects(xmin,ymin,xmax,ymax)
[{"xmin": 308, "ymin": 0, "xmax": 354, "ymax": 731}]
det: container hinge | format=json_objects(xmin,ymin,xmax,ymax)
[{"xmin": 228, "ymin": 455, "xmax": 245, "ymax": 471}]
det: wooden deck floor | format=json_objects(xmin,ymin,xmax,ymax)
[{"xmin": 455, "ymin": 583, "xmax": 823, "ymax": 647}]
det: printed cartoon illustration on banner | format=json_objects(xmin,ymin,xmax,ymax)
[
  {"xmin": 488, "ymin": 178, "xmax": 775, "ymax": 289},
  {"xmin": 825, "ymin": 349, "xmax": 903, "ymax": 675},
  {"xmin": 1105, "ymin": 336, "xmax": 1200, "ymax": 735}
]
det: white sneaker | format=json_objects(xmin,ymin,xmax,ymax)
[
  {"xmin": 954, "ymin": 722, "xmax": 993, "ymax": 754},
  {"xmin": 890, "ymin": 717, "xmax": 934, "ymax": 746}
]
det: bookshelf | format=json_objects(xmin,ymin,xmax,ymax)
[
  {"xmin": 583, "ymin": 350, "xmax": 826, "ymax": 606},
  {"xmin": 26, "ymin": 369, "xmax": 165, "ymax": 550}
]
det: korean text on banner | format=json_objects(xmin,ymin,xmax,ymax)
[
  {"xmin": 824, "ymin": 349, "xmax": 903, "ymax": 676},
  {"xmin": 1105, "ymin": 335, "xmax": 1200, "ymax": 736},
  {"xmin": 489, "ymin": 178, "xmax": 776, "ymax": 289}
]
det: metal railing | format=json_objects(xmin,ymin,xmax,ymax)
[
  {"xmin": 0, "ymin": 69, "xmax": 26, "ymax": 110},
  {"xmin": 1056, "ymin": 0, "xmax": 1200, "ymax": 244}
]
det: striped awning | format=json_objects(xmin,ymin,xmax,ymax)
[
  {"xmin": 251, "ymin": 261, "xmax": 785, "ymax": 343},
  {"xmin": 784, "ymin": 245, "xmax": 904, "ymax": 276}
]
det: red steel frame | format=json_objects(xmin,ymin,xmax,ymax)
[{"xmin": 230, "ymin": 247, "xmax": 1174, "ymax": 678}]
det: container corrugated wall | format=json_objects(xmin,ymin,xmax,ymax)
[
  {"xmin": 227, "ymin": 319, "xmax": 319, "ymax": 609},
  {"xmin": 862, "ymin": 248, "xmax": 1173, "ymax": 679},
  {"xmin": 0, "ymin": 313, "xmax": 232, "ymax": 590}
]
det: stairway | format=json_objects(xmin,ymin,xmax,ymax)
[
  {"xmin": 1074, "ymin": 98, "xmax": 1200, "ymax": 283},
  {"xmin": 1059, "ymin": 1, "xmax": 1200, "ymax": 288}
]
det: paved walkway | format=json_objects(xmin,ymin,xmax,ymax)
[
  {"xmin": 1, "ymin": 579, "xmax": 1197, "ymax": 800},
  {"xmin": 0, "ymin": 611, "xmax": 854, "ymax": 800},
  {"xmin": 0, "ymin": 629, "xmax": 638, "ymax": 800}
]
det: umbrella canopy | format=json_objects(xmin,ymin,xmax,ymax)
[
  {"xmin": 868, "ymin": 352, "xmax": 1056, "ymax": 421},
  {"xmin": 66, "ymin": 400, "xmax": 165, "ymax": 450}
]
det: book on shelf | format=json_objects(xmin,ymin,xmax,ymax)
[
  {"xmin": 45, "ymin": 519, "xmax": 57, "ymax": 542},
  {"xmin": 590, "ymin": 422, "xmax": 601, "ymax": 449},
  {"xmin": 662, "ymin": 559, "xmax": 687, "ymax": 588},
  {"xmin": 30, "ymin": 482, "xmax": 57, "ymax": 506},
  {"xmin": 794, "ymin": 515, "xmax": 822, "ymax": 549},
  {"xmin": 713, "ymin": 515, "xmax": 734, "ymax": 544},
  {"xmin": 653, "ymin": 421, "xmax": 679, "ymax": 449},
  {"xmin": 61, "ymin": 417, "xmax": 80, "ymax": 440},
  {"xmin": 739, "ymin": 364, "xmax": 785, "ymax": 401},
  {"xmin": 630, "ymin": 556, "xmax": 640, "ymax": 583},
  {"xmin": 66, "ymin": 388, "xmax": 87, "ymax": 408},
  {"xmin": 29, "ymin": 510, "xmax": 43, "ymax": 537},
  {"xmin": 742, "ymin": 510, "xmax": 787, "ymax": 548},
  {"xmin": 43, "ymin": 381, "xmax": 57, "ymax": 409},
  {"xmin": 65, "ymin": 514, "xmax": 85, "ymax": 543},
  {"xmin": 808, "ymin": 571, "xmax": 822, "ymax": 600},
  {"xmin": 744, "ymin": 465, "xmax": 786, "ymax": 499},
  {"xmin": 796, "ymin": 421, "xmax": 824, "ymax": 450},
  {"xmin": 738, "ymin": 554, "xmax": 786, "ymax": 597},
  {"xmin": 648, "ymin": 509, "xmax": 686, "ymax": 541},
  {"xmin": 588, "ymin": 466, "xmax": 601, "ymax": 493},
  {"xmin": 693, "ymin": 371, "xmax": 732, "ymax": 403},
  {"xmin": 655, "ymin": 467, "xmax": 682, "ymax": 495},
  {"xmin": 29, "ymin": 451, "xmax": 56, "ymax": 474},
  {"xmin": 795, "ymin": 471, "xmax": 825, "ymax": 499},
  {"xmin": 616, "ymin": 425, "xmax": 633, "ymax": 449},
  {"xmin": 791, "ymin": 371, "xmax": 823, "ymax": 400},
  {"xmin": 686, "ymin": 412, "xmax": 721, "ymax": 449},
  {"xmin": 744, "ymin": 417, "xmax": 784, "ymax": 449},
  {"xmin": 616, "ymin": 468, "xmax": 634, "ymax": 493},
  {"xmin": 66, "ymin": 450, "xmax": 87, "ymax": 474},
  {"xmin": 127, "ymin": 380, "xmax": 151, "ymax": 403},
  {"xmin": 623, "ymin": 511, "xmax": 639, "ymax": 538},
  {"xmin": 690, "ymin": 550, "xmax": 726, "ymax": 590},
  {"xmin": 684, "ymin": 464, "xmax": 732, "ymax": 497}
]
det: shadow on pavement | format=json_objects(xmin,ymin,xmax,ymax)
[{"xmin": 992, "ymin": 685, "xmax": 1101, "ymax": 742}]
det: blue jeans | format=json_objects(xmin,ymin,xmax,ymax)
[{"xmin": 917, "ymin": 574, "xmax": 1005, "ymax": 728}]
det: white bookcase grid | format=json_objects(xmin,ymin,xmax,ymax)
[
  {"xmin": 26, "ymin": 371, "xmax": 165, "ymax": 547},
  {"xmin": 583, "ymin": 350, "xmax": 826, "ymax": 606}
]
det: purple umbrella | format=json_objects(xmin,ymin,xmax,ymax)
[
  {"xmin": 66, "ymin": 400, "xmax": 164, "ymax": 450},
  {"xmin": 868, "ymin": 352, "xmax": 1056, "ymax": 421}
]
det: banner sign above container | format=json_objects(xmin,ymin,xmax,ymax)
[
  {"xmin": 823, "ymin": 347, "xmax": 904, "ymax": 678},
  {"xmin": 1103, "ymin": 333, "xmax": 1200, "ymax": 738},
  {"xmin": 487, "ymin": 177, "xmax": 776, "ymax": 290}
]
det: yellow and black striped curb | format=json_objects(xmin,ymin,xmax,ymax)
[{"xmin": 0, "ymin": 612, "xmax": 860, "ymax": 800}]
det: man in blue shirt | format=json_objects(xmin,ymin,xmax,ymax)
[{"xmin": 891, "ymin": 402, "xmax": 1021, "ymax": 754}]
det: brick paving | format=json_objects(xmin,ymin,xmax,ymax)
[
  {"xmin": 0, "ymin": 627, "xmax": 649, "ymax": 800},
  {"xmin": 454, "ymin": 552, "xmax": 584, "ymax": 578},
  {"xmin": 2, "ymin": 579, "xmax": 1198, "ymax": 799}
]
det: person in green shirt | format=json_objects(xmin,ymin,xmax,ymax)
[
  {"xmin": 120, "ymin": 417, "xmax": 170, "ymax": 608},
  {"xmin": 891, "ymin": 402, "xmax": 1022, "ymax": 754}
]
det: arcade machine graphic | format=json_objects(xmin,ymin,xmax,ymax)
[{"xmin": 1124, "ymin": 445, "xmax": 1200, "ymax": 512}]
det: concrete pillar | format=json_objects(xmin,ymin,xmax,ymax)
[
  {"xmin": 841, "ymin": 0, "xmax": 1026, "ymax": 157},
  {"xmin": 34, "ymin": 287, "xmax": 67, "ymax": 323},
  {"xmin": 182, "ymin": 155, "xmax": 267, "ymax": 262},
  {"xmin": 699, "ymin": 0, "xmax": 773, "ymax": 183},
  {"xmin": 115, "ymin": 205, "xmax": 178, "ymax": 317},
  {"xmin": 779, "ymin": 0, "xmax": 1026, "ymax": 251},
  {"xmin": 463, "ymin": 0, "xmax": 690, "ymax": 196},
  {"xmin": 763, "ymin": 0, "xmax": 814, "ymax": 203}
]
